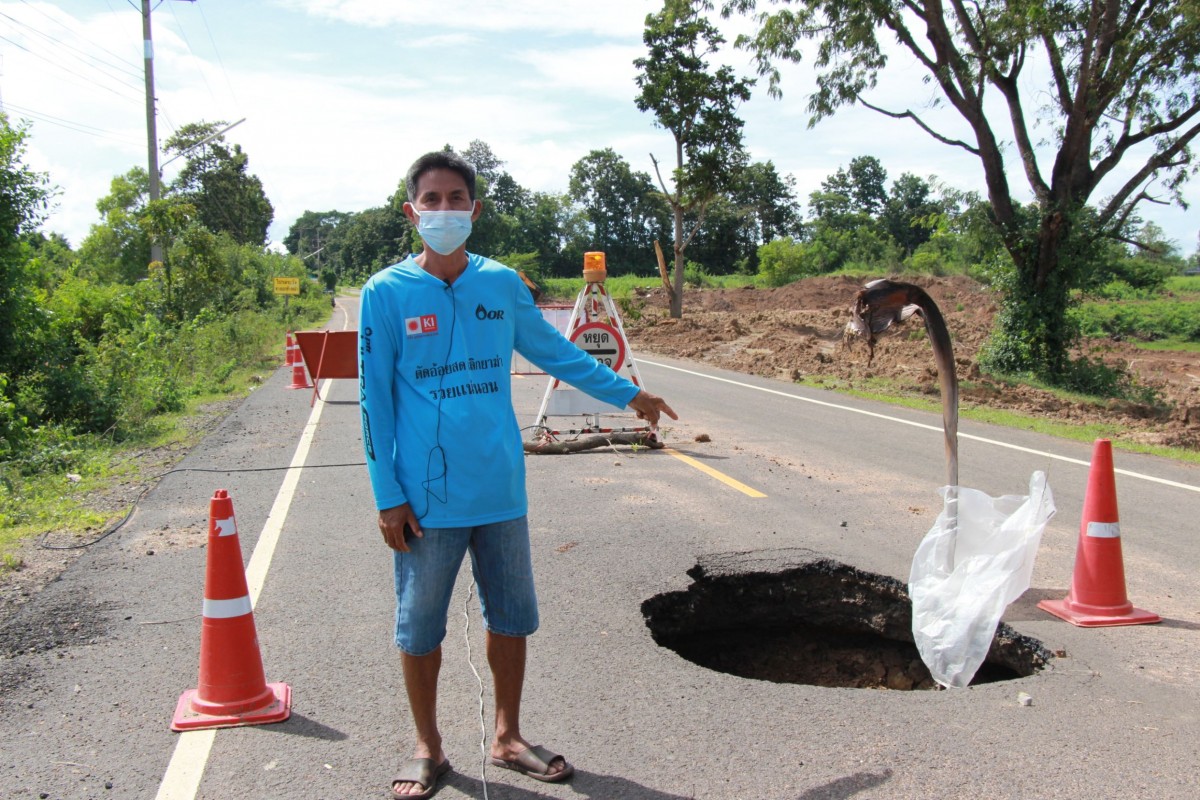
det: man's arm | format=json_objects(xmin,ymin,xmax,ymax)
[
  {"xmin": 511, "ymin": 278, "xmax": 643, "ymax": 409},
  {"xmin": 359, "ymin": 282, "xmax": 411, "ymax": 549}
]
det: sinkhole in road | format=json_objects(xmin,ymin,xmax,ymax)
[{"xmin": 641, "ymin": 551, "xmax": 1051, "ymax": 690}]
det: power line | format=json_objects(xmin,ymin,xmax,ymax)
[
  {"xmin": 0, "ymin": 31, "xmax": 142, "ymax": 104},
  {"xmin": 195, "ymin": 1, "xmax": 239, "ymax": 110},
  {"xmin": 165, "ymin": 0, "xmax": 217, "ymax": 106},
  {"xmin": 3, "ymin": 6, "xmax": 143, "ymax": 84},
  {"xmin": 19, "ymin": 0, "xmax": 144, "ymax": 70},
  {"xmin": 3, "ymin": 100, "xmax": 141, "ymax": 143}
]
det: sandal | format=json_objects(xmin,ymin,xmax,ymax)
[
  {"xmin": 390, "ymin": 757, "xmax": 450, "ymax": 799},
  {"xmin": 490, "ymin": 744, "xmax": 573, "ymax": 783}
]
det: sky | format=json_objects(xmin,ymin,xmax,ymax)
[{"xmin": 4, "ymin": 0, "xmax": 1197, "ymax": 258}]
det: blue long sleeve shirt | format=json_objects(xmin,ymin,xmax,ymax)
[{"xmin": 359, "ymin": 253, "xmax": 640, "ymax": 526}]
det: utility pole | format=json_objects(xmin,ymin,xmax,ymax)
[
  {"xmin": 142, "ymin": 0, "xmax": 162, "ymax": 264},
  {"xmin": 142, "ymin": 0, "xmax": 195, "ymax": 265}
]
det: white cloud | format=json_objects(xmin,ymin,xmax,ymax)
[
  {"xmin": 513, "ymin": 43, "xmax": 643, "ymax": 101},
  {"xmin": 271, "ymin": 0, "xmax": 655, "ymax": 38}
]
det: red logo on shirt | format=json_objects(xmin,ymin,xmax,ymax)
[{"xmin": 405, "ymin": 315, "xmax": 439, "ymax": 337}]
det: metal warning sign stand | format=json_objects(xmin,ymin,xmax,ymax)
[{"xmin": 531, "ymin": 251, "xmax": 652, "ymax": 440}]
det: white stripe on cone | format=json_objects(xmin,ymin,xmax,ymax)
[
  {"xmin": 202, "ymin": 596, "xmax": 253, "ymax": 619},
  {"xmin": 1086, "ymin": 521, "xmax": 1121, "ymax": 538}
]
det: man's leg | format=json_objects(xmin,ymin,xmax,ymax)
[
  {"xmin": 394, "ymin": 647, "xmax": 445, "ymax": 796},
  {"xmin": 487, "ymin": 632, "xmax": 567, "ymax": 779},
  {"xmin": 488, "ymin": 631, "xmax": 525, "ymax": 752},
  {"xmin": 471, "ymin": 517, "xmax": 568, "ymax": 779},
  {"xmin": 390, "ymin": 524, "xmax": 467, "ymax": 797}
]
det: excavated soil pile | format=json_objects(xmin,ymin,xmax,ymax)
[{"xmin": 618, "ymin": 275, "xmax": 1200, "ymax": 451}]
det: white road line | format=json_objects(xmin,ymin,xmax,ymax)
[
  {"xmin": 639, "ymin": 358, "xmax": 1200, "ymax": 494},
  {"xmin": 157, "ymin": 311, "xmax": 353, "ymax": 799},
  {"xmin": 154, "ymin": 379, "xmax": 331, "ymax": 800}
]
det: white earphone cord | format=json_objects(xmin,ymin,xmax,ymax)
[{"xmin": 463, "ymin": 583, "xmax": 490, "ymax": 799}]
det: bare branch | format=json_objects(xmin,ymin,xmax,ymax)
[
  {"xmin": 856, "ymin": 96, "xmax": 980, "ymax": 155},
  {"xmin": 878, "ymin": 10, "xmax": 944, "ymax": 88},
  {"xmin": 1097, "ymin": 121, "xmax": 1200, "ymax": 224},
  {"xmin": 948, "ymin": 0, "xmax": 984, "ymax": 54},
  {"xmin": 680, "ymin": 195, "xmax": 715, "ymax": 251},
  {"xmin": 988, "ymin": 69, "xmax": 1051, "ymax": 201},
  {"xmin": 525, "ymin": 431, "xmax": 664, "ymax": 455},
  {"xmin": 1093, "ymin": 103, "xmax": 1200, "ymax": 187},
  {"xmin": 648, "ymin": 153, "xmax": 674, "ymax": 200},
  {"xmin": 1041, "ymin": 33, "xmax": 1072, "ymax": 112},
  {"xmin": 1109, "ymin": 189, "xmax": 1155, "ymax": 236}
]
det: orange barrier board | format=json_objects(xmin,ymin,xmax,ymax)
[{"xmin": 295, "ymin": 330, "xmax": 358, "ymax": 380}]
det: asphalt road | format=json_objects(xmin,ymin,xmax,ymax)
[{"xmin": 2, "ymin": 294, "xmax": 1198, "ymax": 799}]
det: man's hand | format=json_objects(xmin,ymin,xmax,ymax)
[
  {"xmin": 379, "ymin": 504, "xmax": 421, "ymax": 552},
  {"xmin": 628, "ymin": 389, "xmax": 678, "ymax": 428}
]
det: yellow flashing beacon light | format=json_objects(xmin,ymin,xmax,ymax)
[{"xmin": 582, "ymin": 251, "xmax": 607, "ymax": 284}]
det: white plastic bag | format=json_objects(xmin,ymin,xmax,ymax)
[{"xmin": 909, "ymin": 471, "xmax": 1056, "ymax": 688}]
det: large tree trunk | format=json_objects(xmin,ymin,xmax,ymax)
[
  {"xmin": 987, "ymin": 207, "xmax": 1077, "ymax": 377},
  {"xmin": 669, "ymin": 137, "xmax": 686, "ymax": 319},
  {"xmin": 670, "ymin": 206, "xmax": 685, "ymax": 318}
]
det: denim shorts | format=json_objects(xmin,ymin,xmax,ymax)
[{"xmin": 393, "ymin": 515, "xmax": 539, "ymax": 655}]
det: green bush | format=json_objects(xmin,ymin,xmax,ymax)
[
  {"xmin": 756, "ymin": 237, "xmax": 813, "ymax": 286},
  {"xmin": 1086, "ymin": 253, "xmax": 1175, "ymax": 295},
  {"xmin": 683, "ymin": 260, "xmax": 711, "ymax": 288},
  {"xmin": 1072, "ymin": 300, "xmax": 1200, "ymax": 342},
  {"xmin": 0, "ymin": 374, "xmax": 28, "ymax": 461},
  {"xmin": 1057, "ymin": 356, "xmax": 1162, "ymax": 406}
]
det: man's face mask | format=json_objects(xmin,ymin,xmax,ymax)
[{"xmin": 415, "ymin": 208, "xmax": 473, "ymax": 255}]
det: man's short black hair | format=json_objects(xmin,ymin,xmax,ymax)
[{"xmin": 405, "ymin": 151, "xmax": 477, "ymax": 203}]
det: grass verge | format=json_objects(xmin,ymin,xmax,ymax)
[
  {"xmin": 0, "ymin": 333, "xmax": 295, "ymax": 573},
  {"xmin": 800, "ymin": 375, "xmax": 1200, "ymax": 466}
]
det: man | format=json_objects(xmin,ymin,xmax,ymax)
[{"xmin": 359, "ymin": 151, "xmax": 677, "ymax": 799}]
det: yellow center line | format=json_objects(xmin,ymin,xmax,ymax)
[{"xmin": 663, "ymin": 447, "xmax": 767, "ymax": 498}]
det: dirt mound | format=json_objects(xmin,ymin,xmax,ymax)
[{"xmin": 618, "ymin": 275, "xmax": 1200, "ymax": 451}]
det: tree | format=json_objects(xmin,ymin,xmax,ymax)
[
  {"xmin": 732, "ymin": 160, "xmax": 803, "ymax": 247},
  {"xmin": 568, "ymin": 148, "xmax": 669, "ymax": 272},
  {"xmin": 635, "ymin": 0, "xmax": 754, "ymax": 317},
  {"xmin": 883, "ymin": 172, "xmax": 940, "ymax": 257},
  {"xmin": 284, "ymin": 210, "xmax": 353, "ymax": 277},
  {"xmin": 458, "ymin": 140, "xmax": 531, "ymax": 216},
  {"xmin": 164, "ymin": 121, "xmax": 274, "ymax": 247},
  {"xmin": 845, "ymin": 155, "xmax": 887, "ymax": 218},
  {"xmin": 337, "ymin": 204, "xmax": 410, "ymax": 281},
  {"xmin": 0, "ymin": 115, "xmax": 51, "ymax": 382},
  {"xmin": 513, "ymin": 191, "xmax": 592, "ymax": 278},
  {"xmin": 689, "ymin": 160, "xmax": 804, "ymax": 274},
  {"xmin": 681, "ymin": 194, "xmax": 746, "ymax": 273},
  {"xmin": 460, "ymin": 140, "xmax": 505, "ymax": 186},
  {"xmin": 727, "ymin": 0, "xmax": 1200, "ymax": 379},
  {"xmin": 78, "ymin": 168, "xmax": 153, "ymax": 284}
]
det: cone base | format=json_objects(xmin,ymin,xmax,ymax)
[
  {"xmin": 1038, "ymin": 598, "xmax": 1161, "ymax": 628},
  {"xmin": 171, "ymin": 682, "xmax": 291, "ymax": 731},
  {"xmin": 287, "ymin": 372, "xmax": 312, "ymax": 389}
]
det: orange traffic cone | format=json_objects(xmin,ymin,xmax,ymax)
[
  {"xmin": 287, "ymin": 339, "xmax": 312, "ymax": 390},
  {"xmin": 171, "ymin": 490, "xmax": 291, "ymax": 731},
  {"xmin": 1038, "ymin": 439, "xmax": 1161, "ymax": 627},
  {"xmin": 284, "ymin": 332, "xmax": 297, "ymax": 366}
]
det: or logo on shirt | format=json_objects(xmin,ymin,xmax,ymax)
[
  {"xmin": 405, "ymin": 315, "xmax": 438, "ymax": 337},
  {"xmin": 475, "ymin": 303, "xmax": 505, "ymax": 321}
]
